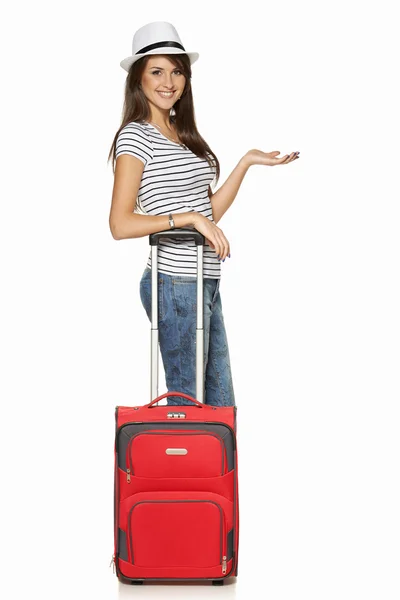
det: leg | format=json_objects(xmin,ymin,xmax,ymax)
[
  {"xmin": 159, "ymin": 274, "xmax": 198, "ymax": 405},
  {"xmin": 139, "ymin": 270, "xmax": 214, "ymax": 406},
  {"xmin": 140, "ymin": 270, "xmax": 233, "ymax": 406},
  {"xmin": 159, "ymin": 276, "xmax": 217, "ymax": 405},
  {"xmin": 204, "ymin": 287, "xmax": 236, "ymax": 407}
]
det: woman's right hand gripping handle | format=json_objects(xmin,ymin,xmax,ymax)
[{"xmin": 192, "ymin": 213, "xmax": 230, "ymax": 260}]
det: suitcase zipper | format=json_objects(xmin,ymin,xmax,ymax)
[
  {"xmin": 222, "ymin": 556, "xmax": 227, "ymax": 575},
  {"xmin": 221, "ymin": 507, "xmax": 227, "ymax": 575},
  {"xmin": 127, "ymin": 499, "xmax": 224, "ymax": 567}
]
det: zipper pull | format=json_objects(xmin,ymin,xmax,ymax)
[
  {"xmin": 127, "ymin": 468, "xmax": 131, "ymax": 483},
  {"xmin": 109, "ymin": 554, "xmax": 116, "ymax": 573},
  {"xmin": 222, "ymin": 555, "xmax": 227, "ymax": 574}
]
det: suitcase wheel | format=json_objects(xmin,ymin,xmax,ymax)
[{"xmin": 212, "ymin": 580, "xmax": 224, "ymax": 586}]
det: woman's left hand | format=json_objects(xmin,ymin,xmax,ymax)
[{"xmin": 243, "ymin": 149, "xmax": 300, "ymax": 168}]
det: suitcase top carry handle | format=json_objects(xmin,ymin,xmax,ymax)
[
  {"xmin": 150, "ymin": 228, "xmax": 205, "ymax": 246},
  {"xmin": 147, "ymin": 392, "xmax": 204, "ymax": 408}
]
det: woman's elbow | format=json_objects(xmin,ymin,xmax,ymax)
[{"xmin": 109, "ymin": 216, "xmax": 124, "ymax": 240}]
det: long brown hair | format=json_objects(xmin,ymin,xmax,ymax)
[{"xmin": 107, "ymin": 53, "xmax": 220, "ymax": 191}]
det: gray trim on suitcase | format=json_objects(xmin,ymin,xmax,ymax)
[
  {"xmin": 227, "ymin": 528, "xmax": 234, "ymax": 561},
  {"xmin": 117, "ymin": 422, "xmax": 235, "ymax": 472},
  {"xmin": 118, "ymin": 528, "xmax": 128, "ymax": 562}
]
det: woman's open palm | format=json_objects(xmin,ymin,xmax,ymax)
[{"xmin": 245, "ymin": 149, "xmax": 300, "ymax": 167}]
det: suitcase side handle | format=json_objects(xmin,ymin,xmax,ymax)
[
  {"xmin": 147, "ymin": 391, "xmax": 204, "ymax": 408},
  {"xmin": 150, "ymin": 228, "xmax": 205, "ymax": 246}
]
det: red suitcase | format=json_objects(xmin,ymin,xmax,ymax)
[{"xmin": 112, "ymin": 229, "xmax": 239, "ymax": 585}]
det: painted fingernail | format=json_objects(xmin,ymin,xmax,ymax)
[
  {"xmin": 228, "ymin": 253, "xmax": 231, "ymax": 257},
  {"xmin": 223, "ymin": 259, "xmax": 225, "ymax": 262}
]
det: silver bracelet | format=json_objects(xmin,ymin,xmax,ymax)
[{"xmin": 168, "ymin": 213, "xmax": 175, "ymax": 229}]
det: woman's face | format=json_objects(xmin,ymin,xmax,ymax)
[{"xmin": 140, "ymin": 55, "xmax": 186, "ymax": 111}]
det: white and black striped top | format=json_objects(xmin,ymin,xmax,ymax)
[{"xmin": 115, "ymin": 121, "xmax": 221, "ymax": 279}]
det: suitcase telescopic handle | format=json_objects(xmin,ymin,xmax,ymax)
[
  {"xmin": 149, "ymin": 228, "xmax": 205, "ymax": 246},
  {"xmin": 148, "ymin": 227, "xmax": 205, "ymax": 405}
]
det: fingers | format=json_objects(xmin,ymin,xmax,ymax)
[
  {"xmin": 213, "ymin": 228, "xmax": 230, "ymax": 260},
  {"xmin": 209, "ymin": 231, "xmax": 223, "ymax": 259},
  {"xmin": 288, "ymin": 151, "xmax": 300, "ymax": 162},
  {"xmin": 208, "ymin": 226, "xmax": 229, "ymax": 260},
  {"xmin": 278, "ymin": 151, "xmax": 300, "ymax": 164},
  {"xmin": 195, "ymin": 216, "xmax": 230, "ymax": 260}
]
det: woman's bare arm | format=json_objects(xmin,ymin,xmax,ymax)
[
  {"xmin": 209, "ymin": 157, "xmax": 250, "ymax": 225},
  {"xmin": 109, "ymin": 155, "xmax": 197, "ymax": 240},
  {"xmin": 209, "ymin": 149, "xmax": 299, "ymax": 224},
  {"xmin": 109, "ymin": 154, "xmax": 232, "ymax": 258}
]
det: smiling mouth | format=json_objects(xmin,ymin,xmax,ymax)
[{"xmin": 157, "ymin": 91, "xmax": 175, "ymax": 98}]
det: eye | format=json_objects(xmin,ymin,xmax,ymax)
[{"xmin": 151, "ymin": 70, "xmax": 183, "ymax": 76}]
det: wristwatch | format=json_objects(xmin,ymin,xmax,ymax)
[{"xmin": 168, "ymin": 213, "xmax": 175, "ymax": 229}]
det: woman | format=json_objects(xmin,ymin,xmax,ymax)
[{"xmin": 108, "ymin": 21, "xmax": 299, "ymax": 407}]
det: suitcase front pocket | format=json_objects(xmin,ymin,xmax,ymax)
[
  {"xmin": 126, "ymin": 431, "xmax": 226, "ymax": 480},
  {"xmin": 127, "ymin": 498, "xmax": 225, "ymax": 569}
]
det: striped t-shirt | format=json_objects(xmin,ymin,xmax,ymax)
[{"xmin": 115, "ymin": 121, "xmax": 221, "ymax": 279}]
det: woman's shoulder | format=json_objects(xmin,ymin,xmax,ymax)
[
  {"xmin": 116, "ymin": 120, "xmax": 154, "ymax": 165},
  {"xmin": 118, "ymin": 120, "xmax": 154, "ymax": 144},
  {"xmin": 120, "ymin": 120, "xmax": 148, "ymax": 133}
]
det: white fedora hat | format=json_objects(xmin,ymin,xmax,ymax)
[{"xmin": 120, "ymin": 21, "xmax": 199, "ymax": 72}]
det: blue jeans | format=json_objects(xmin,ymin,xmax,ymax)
[{"xmin": 139, "ymin": 268, "xmax": 236, "ymax": 407}]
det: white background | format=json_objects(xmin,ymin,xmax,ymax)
[{"xmin": 2, "ymin": 1, "xmax": 400, "ymax": 599}]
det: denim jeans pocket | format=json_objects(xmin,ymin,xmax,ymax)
[
  {"xmin": 171, "ymin": 276, "xmax": 198, "ymax": 284},
  {"xmin": 172, "ymin": 278, "xmax": 197, "ymax": 318}
]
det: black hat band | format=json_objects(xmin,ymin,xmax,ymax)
[{"xmin": 136, "ymin": 40, "xmax": 185, "ymax": 55}]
